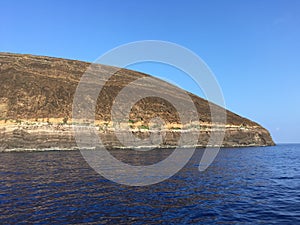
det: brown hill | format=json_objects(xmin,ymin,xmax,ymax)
[{"xmin": 0, "ymin": 52, "xmax": 274, "ymax": 150}]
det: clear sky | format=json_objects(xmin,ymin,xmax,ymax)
[{"xmin": 1, "ymin": 0, "xmax": 300, "ymax": 143}]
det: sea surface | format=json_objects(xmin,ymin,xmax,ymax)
[{"xmin": 0, "ymin": 144, "xmax": 299, "ymax": 224}]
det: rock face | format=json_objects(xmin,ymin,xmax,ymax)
[{"xmin": 0, "ymin": 52, "xmax": 274, "ymax": 151}]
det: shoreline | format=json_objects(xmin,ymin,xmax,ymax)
[{"xmin": 0, "ymin": 144, "xmax": 274, "ymax": 153}]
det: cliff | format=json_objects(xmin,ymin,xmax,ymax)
[{"xmin": 0, "ymin": 52, "xmax": 274, "ymax": 151}]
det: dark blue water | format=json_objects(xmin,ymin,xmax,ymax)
[{"xmin": 0, "ymin": 144, "xmax": 299, "ymax": 224}]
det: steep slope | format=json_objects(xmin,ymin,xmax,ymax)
[{"xmin": 0, "ymin": 52, "xmax": 274, "ymax": 151}]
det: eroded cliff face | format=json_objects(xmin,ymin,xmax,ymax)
[
  {"xmin": 0, "ymin": 52, "xmax": 274, "ymax": 151},
  {"xmin": 0, "ymin": 124, "xmax": 274, "ymax": 151}
]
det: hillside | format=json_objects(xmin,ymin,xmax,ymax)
[{"xmin": 0, "ymin": 52, "xmax": 274, "ymax": 150}]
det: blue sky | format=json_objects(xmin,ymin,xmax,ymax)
[{"xmin": 1, "ymin": 0, "xmax": 300, "ymax": 143}]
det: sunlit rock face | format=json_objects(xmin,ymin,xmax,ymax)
[{"xmin": 0, "ymin": 52, "xmax": 274, "ymax": 151}]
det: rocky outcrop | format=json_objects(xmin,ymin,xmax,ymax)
[
  {"xmin": 0, "ymin": 124, "xmax": 274, "ymax": 152},
  {"xmin": 0, "ymin": 52, "xmax": 274, "ymax": 151}
]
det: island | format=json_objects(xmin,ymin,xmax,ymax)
[{"xmin": 0, "ymin": 52, "xmax": 274, "ymax": 151}]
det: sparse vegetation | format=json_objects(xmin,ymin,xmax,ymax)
[
  {"xmin": 0, "ymin": 117, "xmax": 7, "ymax": 123},
  {"xmin": 15, "ymin": 119, "xmax": 22, "ymax": 124},
  {"xmin": 62, "ymin": 117, "xmax": 68, "ymax": 124},
  {"xmin": 139, "ymin": 125, "xmax": 149, "ymax": 130}
]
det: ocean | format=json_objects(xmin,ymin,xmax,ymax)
[{"xmin": 0, "ymin": 144, "xmax": 299, "ymax": 224}]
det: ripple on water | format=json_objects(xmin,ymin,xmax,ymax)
[{"xmin": 0, "ymin": 145, "xmax": 299, "ymax": 224}]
